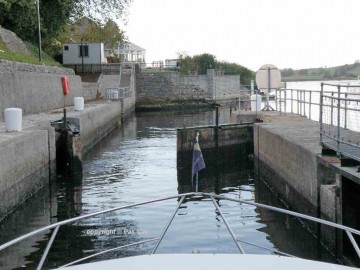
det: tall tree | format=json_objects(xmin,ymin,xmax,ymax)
[
  {"xmin": 193, "ymin": 53, "xmax": 217, "ymax": 75},
  {"xmin": 74, "ymin": 0, "xmax": 132, "ymax": 22},
  {"xmin": 58, "ymin": 18, "xmax": 125, "ymax": 48},
  {"xmin": 102, "ymin": 19, "xmax": 125, "ymax": 49},
  {"xmin": 178, "ymin": 53, "xmax": 196, "ymax": 75},
  {"xmin": 218, "ymin": 61, "xmax": 254, "ymax": 85},
  {"xmin": 0, "ymin": 0, "xmax": 131, "ymax": 46},
  {"xmin": 40, "ymin": 0, "xmax": 75, "ymax": 40},
  {"xmin": 0, "ymin": 0, "xmax": 37, "ymax": 41},
  {"xmin": 178, "ymin": 53, "xmax": 217, "ymax": 75},
  {"xmin": 178, "ymin": 52, "xmax": 255, "ymax": 85}
]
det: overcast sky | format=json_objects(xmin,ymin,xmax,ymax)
[{"xmin": 121, "ymin": 0, "xmax": 360, "ymax": 71}]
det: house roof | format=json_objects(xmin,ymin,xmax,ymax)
[{"xmin": 118, "ymin": 42, "xmax": 145, "ymax": 52}]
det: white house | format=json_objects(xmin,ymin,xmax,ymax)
[
  {"xmin": 116, "ymin": 42, "xmax": 146, "ymax": 63},
  {"xmin": 62, "ymin": 43, "xmax": 107, "ymax": 65},
  {"xmin": 165, "ymin": 59, "xmax": 179, "ymax": 68}
]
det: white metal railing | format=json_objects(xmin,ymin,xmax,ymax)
[
  {"xmin": 275, "ymin": 86, "xmax": 360, "ymax": 162},
  {"xmin": 105, "ymin": 86, "xmax": 132, "ymax": 100},
  {"xmin": 1, "ymin": 192, "xmax": 360, "ymax": 269},
  {"xmin": 319, "ymin": 83, "xmax": 360, "ymax": 162}
]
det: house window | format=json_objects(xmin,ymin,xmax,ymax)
[
  {"xmin": 64, "ymin": 45, "xmax": 69, "ymax": 51},
  {"xmin": 79, "ymin": 45, "xmax": 89, "ymax": 57}
]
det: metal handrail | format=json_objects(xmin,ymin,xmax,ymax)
[
  {"xmin": 176, "ymin": 122, "xmax": 254, "ymax": 131},
  {"xmin": 322, "ymin": 82, "xmax": 360, "ymax": 88},
  {"xmin": 275, "ymin": 88, "xmax": 360, "ymax": 136},
  {"xmin": 151, "ymin": 195, "xmax": 186, "ymax": 254},
  {"xmin": 1, "ymin": 192, "xmax": 360, "ymax": 269},
  {"xmin": 105, "ymin": 86, "xmax": 132, "ymax": 100},
  {"xmin": 236, "ymin": 239, "xmax": 295, "ymax": 257},
  {"xmin": 279, "ymin": 88, "xmax": 360, "ymax": 95},
  {"xmin": 210, "ymin": 196, "xmax": 245, "ymax": 254},
  {"xmin": 211, "ymin": 193, "xmax": 360, "ymax": 236},
  {"xmin": 36, "ymin": 225, "xmax": 59, "ymax": 270},
  {"xmin": 59, "ymin": 238, "xmax": 159, "ymax": 268},
  {"xmin": 0, "ymin": 193, "xmax": 192, "ymax": 251},
  {"xmin": 321, "ymin": 94, "xmax": 360, "ymax": 102},
  {"xmin": 319, "ymin": 83, "xmax": 360, "ymax": 161}
]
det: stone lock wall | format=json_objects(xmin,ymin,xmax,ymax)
[
  {"xmin": 135, "ymin": 69, "xmax": 241, "ymax": 104},
  {"xmin": 0, "ymin": 60, "xmax": 83, "ymax": 121}
]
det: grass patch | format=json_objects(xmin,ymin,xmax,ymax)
[{"xmin": 0, "ymin": 40, "xmax": 60, "ymax": 66}]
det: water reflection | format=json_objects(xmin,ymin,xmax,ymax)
[
  {"xmin": 0, "ymin": 165, "xmax": 85, "ymax": 269},
  {"xmin": 254, "ymin": 176, "xmax": 338, "ymax": 264},
  {"xmin": 0, "ymin": 107, "xmax": 344, "ymax": 269}
]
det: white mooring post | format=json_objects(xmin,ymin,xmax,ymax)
[
  {"xmin": 74, "ymin": 97, "xmax": 84, "ymax": 111},
  {"xmin": 4, "ymin": 108, "xmax": 22, "ymax": 132}
]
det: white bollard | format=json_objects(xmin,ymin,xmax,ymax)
[
  {"xmin": 251, "ymin": 94, "xmax": 262, "ymax": 112},
  {"xmin": 4, "ymin": 108, "xmax": 22, "ymax": 132},
  {"xmin": 74, "ymin": 97, "xmax": 84, "ymax": 111}
]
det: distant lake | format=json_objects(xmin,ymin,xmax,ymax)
[
  {"xmin": 272, "ymin": 80, "xmax": 360, "ymax": 132},
  {"xmin": 286, "ymin": 79, "xmax": 360, "ymax": 91}
]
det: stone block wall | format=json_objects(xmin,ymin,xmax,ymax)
[
  {"xmin": 82, "ymin": 82, "xmax": 99, "ymax": 101},
  {"xmin": 0, "ymin": 60, "xmax": 83, "ymax": 121},
  {"xmin": 215, "ymin": 75, "xmax": 241, "ymax": 97},
  {"xmin": 136, "ymin": 70, "xmax": 240, "ymax": 104}
]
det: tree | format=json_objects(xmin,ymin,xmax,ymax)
[
  {"xmin": 218, "ymin": 61, "xmax": 254, "ymax": 85},
  {"xmin": 193, "ymin": 53, "xmax": 217, "ymax": 75},
  {"xmin": 40, "ymin": 0, "xmax": 75, "ymax": 40},
  {"xmin": 178, "ymin": 52, "xmax": 255, "ymax": 85},
  {"xmin": 0, "ymin": 0, "xmax": 76, "ymax": 42},
  {"xmin": 178, "ymin": 53, "xmax": 196, "ymax": 75},
  {"xmin": 58, "ymin": 18, "xmax": 125, "ymax": 48},
  {"xmin": 74, "ymin": 0, "xmax": 132, "ymax": 23},
  {"xmin": 178, "ymin": 53, "xmax": 217, "ymax": 75},
  {"xmin": 0, "ymin": 0, "xmax": 131, "ymax": 54},
  {"xmin": 0, "ymin": 0, "xmax": 37, "ymax": 41},
  {"xmin": 281, "ymin": 68, "xmax": 295, "ymax": 77},
  {"xmin": 102, "ymin": 19, "xmax": 125, "ymax": 49}
]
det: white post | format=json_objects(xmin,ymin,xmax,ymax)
[{"xmin": 5, "ymin": 108, "xmax": 22, "ymax": 132}]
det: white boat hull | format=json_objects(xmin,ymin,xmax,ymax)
[{"xmin": 61, "ymin": 254, "xmax": 357, "ymax": 270}]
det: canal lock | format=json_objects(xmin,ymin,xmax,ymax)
[{"xmin": 51, "ymin": 113, "xmax": 82, "ymax": 175}]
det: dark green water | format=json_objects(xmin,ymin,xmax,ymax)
[{"xmin": 0, "ymin": 108, "xmax": 340, "ymax": 269}]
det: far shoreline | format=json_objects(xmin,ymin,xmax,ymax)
[{"xmin": 282, "ymin": 76, "xmax": 358, "ymax": 82}]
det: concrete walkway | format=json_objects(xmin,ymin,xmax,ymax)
[
  {"xmin": 239, "ymin": 110, "xmax": 360, "ymax": 223},
  {"xmin": 0, "ymin": 99, "xmax": 115, "ymax": 132},
  {"xmin": 256, "ymin": 112, "xmax": 322, "ymax": 155},
  {"xmin": 0, "ymin": 99, "xmax": 123, "ymax": 221}
]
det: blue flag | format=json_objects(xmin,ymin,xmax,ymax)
[{"xmin": 192, "ymin": 135, "xmax": 206, "ymax": 180}]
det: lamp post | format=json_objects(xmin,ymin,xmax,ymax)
[
  {"xmin": 81, "ymin": 37, "xmax": 85, "ymax": 73},
  {"xmin": 36, "ymin": 0, "xmax": 42, "ymax": 62},
  {"xmin": 118, "ymin": 42, "xmax": 122, "ymax": 87}
]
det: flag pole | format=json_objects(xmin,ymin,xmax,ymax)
[
  {"xmin": 195, "ymin": 132, "xmax": 199, "ymax": 192},
  {"xmin": 192, "ymin": 132, "xmax": 205, "ymax": 192},
  {"xmin": 196, "ymin": 172, "xmax": 199, "ymax": 193}
]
